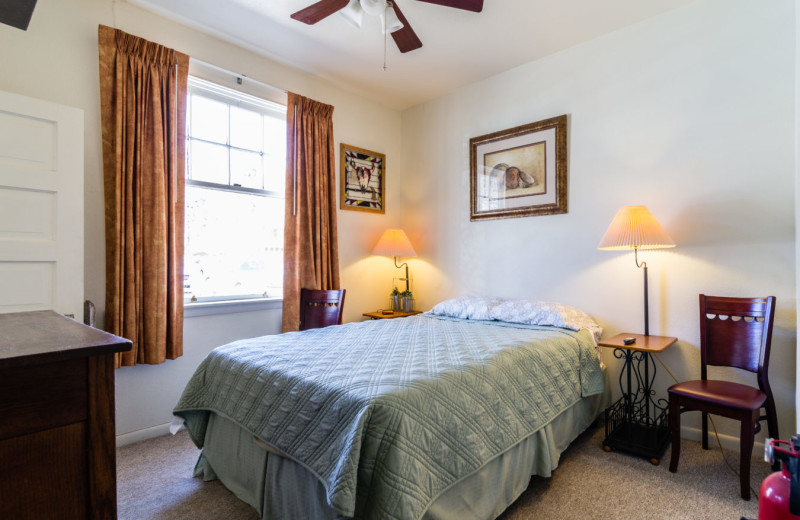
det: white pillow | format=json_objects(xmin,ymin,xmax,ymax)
[
  {"xmin": 428, "ymin": 296, "xmax": 506, "ymax": 321},
  {"xmin": 489, "ymin": 299, "xmax": 603, "ymax": 342}
]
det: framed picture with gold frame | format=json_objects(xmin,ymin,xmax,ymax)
[
  {"xmin": 340, "ymin": 143, "xmax": 385, "ymax": 213},
  {"xmin": 469, "ymin": 115, "xmax": 568, "ymax": 221}
]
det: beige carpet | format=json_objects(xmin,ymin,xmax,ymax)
[
  {"xmin": 117, "ymin": 424, "xmax": 771, "ymax": 519},
  {"xmin": 117, "ymin": 430, "xmax": 258, "ymax": 520}
]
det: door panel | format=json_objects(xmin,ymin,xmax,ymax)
[
  {"xmin": 0, "ymin": 186, "xmax": 56, "ymax": 240},
  {"xmin": 0, "ymin": 90, "xmax": 84, "ymax": 317}
]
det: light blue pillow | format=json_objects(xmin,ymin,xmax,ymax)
[{"xmin": 428, "ymin": 296, "xmax": 506, "ymax": 321}]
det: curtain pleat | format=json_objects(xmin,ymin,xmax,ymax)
[
  {"xmin": 282, "ymin": 93, "xmax": 340, "ymax": 332},
  {"xmin": 98, "ymin": 25, "xmax": 188, "ymax": 367}
]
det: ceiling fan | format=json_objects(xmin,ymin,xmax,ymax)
[{"xmin": 290, "ymin": 0, "xmax": 483, "ymax": 53}]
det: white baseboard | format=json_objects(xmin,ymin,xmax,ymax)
[
  {"xmin": 116, "ymin": 422, "xmax": 172, "ymax": 447},
  {"xmin": 680, "ymin": 425, "xmax": 767, "ymax": 457}
]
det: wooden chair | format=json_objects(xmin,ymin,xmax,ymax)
[
  {"xmin": 298, "ymin": 288, "xmax": 346, "ymax": 331},
  {"xmin": 668, "ymin": 294, "xmax": 778, "ymax": 500}
]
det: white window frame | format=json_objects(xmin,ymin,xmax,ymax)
[{"xmin": 184, "ymin": 76, "xmax": 286, "ymax": 309}]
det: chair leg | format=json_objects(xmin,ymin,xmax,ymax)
[
  {"xmin": 669, "ymin": 395, "xmax": 681, "ymax": 473},
  {"xmin": 739, "ymin": 413, "xmax": 757, "ymax": 501},
  {"xmin": 701, "ymin": 411, "xmax": 709, "ymax": 450},
  {"xmin": 763, "ymin": 391, "xmax": 781, "ymax": 471},
  {"xmin": 764, "ymin": 395, "xmax": 780, "ymax": 441}
]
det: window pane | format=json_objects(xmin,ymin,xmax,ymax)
[
  {"xmin": 230, "ymin": 106, "xmax": 263, "ymax": 151},
  {"xmin": 263, "ymin": 115, "xmax": 286, "ymax": 193},
  {"xmin": 184, "ymin": 185, "xmax": 284, "ymax": 300},
  {"xmin": 231, "ymin": 149, "xmax": 263, "ymax": 189},
  {"xmin": 190, "ymin": 95, "xmax": 228, "ymax": 144},
  {"xmin": 263, "ymin": 115, "xmax": 285, "ymax": 155},
  {"xmin": 263, "ymin": 152, "xmax": 286, "ymax": 193},
  {"xmin": 189, "ymin": 141, "xmax": 228, "ymax": 184}
]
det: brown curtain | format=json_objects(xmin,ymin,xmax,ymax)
[
  {"xmin": 98, "ymin": 25, "xmax": 188, "ymax": 367},
  {"xmin": 282, "ymin": 93, "xmax": 341, "ymax": 332}
]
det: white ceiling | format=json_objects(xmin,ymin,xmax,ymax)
[{"xmin": 128, "ymin": 0, "xmax": 696, "ymax": 110}]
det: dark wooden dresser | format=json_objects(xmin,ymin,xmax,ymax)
[{"xmin": 0, "ymin": 310, "xmax": 132, "ymax": 520}]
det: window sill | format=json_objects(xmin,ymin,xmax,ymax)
[{"xmin": 184, "ymin": 297, "xmax": 283, "ymax": 318}]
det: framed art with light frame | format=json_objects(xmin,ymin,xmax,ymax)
[
  {"xmin": 341, "ymin": 143, "xmax": 385, "ymax": 214},
  {"xmin": 469, "ymin": 114, "xmax": 568, "ymax": 221}
]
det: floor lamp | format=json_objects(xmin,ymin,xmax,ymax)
[{"xmin": 598, "ymin": 206, "xmax": 675, "ymax": 336}]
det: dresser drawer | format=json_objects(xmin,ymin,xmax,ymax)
[
  {"xmin": 0, "ymin": 422, "xmax": 88, "ymax": 519},
  {"xmin": 0, "ymin": 357, "xmax": 87, "ymax": 441}
]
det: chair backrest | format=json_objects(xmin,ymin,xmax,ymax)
[
  {"xmin": 299, "ymin": 288, "xmax": 346, "ymax": 331},
  {"xmin": 699, "ymin": 294, "xmax": 776, "ymax": 379}
]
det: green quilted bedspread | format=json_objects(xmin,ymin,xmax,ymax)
[{"xmin": 173, "ymin": 314, "xmax": 604, "ymax": 520}]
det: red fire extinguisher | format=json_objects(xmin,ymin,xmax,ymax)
[{"xmin": 757, "ymin": 435, "xmax": 800, "ymax": 520}]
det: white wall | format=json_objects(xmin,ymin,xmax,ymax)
[
  {"xmin": 401, "ymin": 0, "xmax": 797, "ymax": 444},
  {"xmin": 0, "ymin": 0, "xmax": 406, "ymax": 441}
]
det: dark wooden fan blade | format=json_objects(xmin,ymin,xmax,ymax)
[
  {"xmin": 416, "ymin": 0, "xmax": 483, "ymax": 12},
  {"xmin": 290, "ymin": 0, "xmax": 350, "ymax": 24},
  {"xmin": 390, "ymin": 1, "xmax": 422, "ymax": 53},
  {"xmin": 0, "ymin": 0, "xmax": 38, "ymax": 30}
]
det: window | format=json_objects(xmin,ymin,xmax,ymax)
[{"xmin": 184, "ymin": 77, "xmax": 286, "ymax": 303}]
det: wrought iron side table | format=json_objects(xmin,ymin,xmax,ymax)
[{"xmin": 598, "ymin": 333, "xmax": 677, "ymax": 465}]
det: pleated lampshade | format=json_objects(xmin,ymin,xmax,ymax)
[
  {"xmin": 372, "ymin": 229, "xmax": 417, "ymax": 257},
  {"xmin": 597, "ymin": 206, "xmax": 675, "ymax": 251}
]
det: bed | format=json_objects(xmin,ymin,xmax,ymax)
[{"xmin": 172, "ymin": 297, "xmax": 610, "ymax": 520}]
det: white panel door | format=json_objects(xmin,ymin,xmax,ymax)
[{"xmin": 0, "ymin": 90, "xmax": 84, "ymax": 318}]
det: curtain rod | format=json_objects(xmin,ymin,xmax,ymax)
[{"xmin": 190, "ymin": 58, "xmax": 288, "ymax": 94}]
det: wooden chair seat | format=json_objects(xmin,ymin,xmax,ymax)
[{"xmin": 668, "ymin": 380, "xmax": 766, "ymax": 411}]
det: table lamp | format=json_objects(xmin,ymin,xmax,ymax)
[
  {"xmin": 598, "ymin": 206, "xmax": 675, "ymax": 336},
  {"xmin": 371, "ymin": 228, "xmax": 417, "ymax": 292}
]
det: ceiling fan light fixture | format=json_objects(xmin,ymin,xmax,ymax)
[
  {"xmin": 340, "ymin": 0, "xmax": 364, "ymax": 28},
  {"xmin": 382, "ymin": 4, "xmax": 404, "ymax": 34},
  {"xmin": 359, "ymin": 0, "xmax": 386, "ymax": 17}
]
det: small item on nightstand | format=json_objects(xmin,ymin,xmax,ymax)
[
  {"xmin": 381, "ymin": 310, "xmax": 393, "ymax": 315},
  {"xmin": 623, "ymin": 337, "xmax": 636, "ymax": 345}
]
